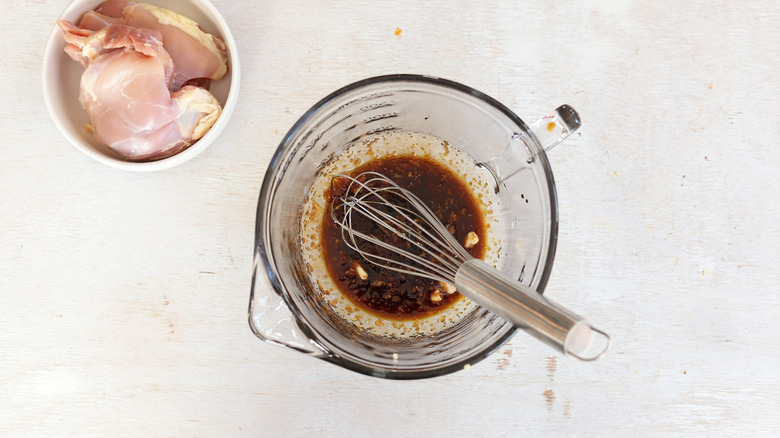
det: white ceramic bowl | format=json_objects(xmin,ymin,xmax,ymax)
[{"xmin": 42, "ymin": 0, "xmax": 240, "ymax": 171}]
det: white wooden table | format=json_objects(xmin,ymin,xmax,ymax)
[{"xmin": 1, "ymin": 1, "xmax": 778, "ymax": 436}]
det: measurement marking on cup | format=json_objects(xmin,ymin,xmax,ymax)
[
  {"xmin": 364, "ymin": 112, "xmax": 398, "ymax": 123},
  {"xmin": 360, "ymin": 102, "xmax": 393, "ymax": 112}
]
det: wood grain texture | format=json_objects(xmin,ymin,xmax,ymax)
[{"xmin": 1, "ymin": 0, "xmax": 778, "ymax": 436}]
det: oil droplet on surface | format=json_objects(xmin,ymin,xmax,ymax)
[
  {"xmin": 546, "ymin": 121, "xmax": 556, "ymax": 132},
  {"xmin": 394, "ymin": 27, "xmax": 402, "ymax": 36}
]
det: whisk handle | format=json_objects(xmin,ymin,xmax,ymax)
[{"xmin": 455, "ymin": 259, "xmax": 609, "ymax": 360}]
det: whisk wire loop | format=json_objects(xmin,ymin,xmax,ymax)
[
  {"xmin": 331, "ymin": 172, "xmax": 472, "ymax": 284},
  {"xmin": 339, "ymin": 202, "xmax": 456, "ymax": 282}
]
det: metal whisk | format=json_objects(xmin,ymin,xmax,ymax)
[{"xmin": 331, "ymin": 171, "xmax": 609, "ymax": 361}]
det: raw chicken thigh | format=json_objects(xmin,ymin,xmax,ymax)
[
  {"xmin": 89, "ymin": 0, "xmax": 228, "ymax": 90},
  {"xmin": 57, "ymin": 1, "xmax": 228, "ymax": 162}
]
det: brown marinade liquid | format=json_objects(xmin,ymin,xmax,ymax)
[{"xmin": 322, "ymin": 155, "xmax": 487, "ymax": 321}]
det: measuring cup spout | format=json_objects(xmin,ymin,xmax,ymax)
[{"xmin": 249, "ymin": 244, "xmax": 327, "ymax": 357}]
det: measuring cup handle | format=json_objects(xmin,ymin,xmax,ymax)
[
  {"xmin": 477, "ymin": 105, "xmax": 580, "ymax": 192},
  {"xmin": 528, "ymin": 104, "xmax": 581, "ymax": 152},
  {"xmin": 248, "ymin": 251, "xmax": 326, "ymax": 357}
]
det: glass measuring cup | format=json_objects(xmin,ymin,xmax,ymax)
[{"xmin": 249, "ymin": 74, "xmax": 604, "ymax": 379}]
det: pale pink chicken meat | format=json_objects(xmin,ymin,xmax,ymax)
[
  {"xmin": 58, "ymin": 20, "xmax": 222, "ymax": 161},
  {"xmin": 95, "ymin": 0, "xmax": 228, "ymax": 90},
  {"xmin": 77, "ymin": 10, "xmax": 122, "ymax": 31}
]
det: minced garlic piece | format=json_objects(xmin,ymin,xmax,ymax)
[
  {"xmin": 355, "ymin": 263, "xmax": 368, "ymax": 280},
  {"xmin": 464, "ymin": 231, "xmax": 480, "ymax": 249},
  {"xmin": 441, "ymin": 282, "xmax": 457, "ymax": 294}
]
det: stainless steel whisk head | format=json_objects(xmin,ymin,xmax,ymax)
[
  {"xmin": 331, "ymin": 171, "xmax": 471, "ymax": 286},
  {"xmin": 330, "ymin": 171, "xmax": 610, "ymax": 361}
]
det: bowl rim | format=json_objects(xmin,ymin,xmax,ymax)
[{"xmin": 42, "ymin": 0, "xmax": 240, "ymax": 172}]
